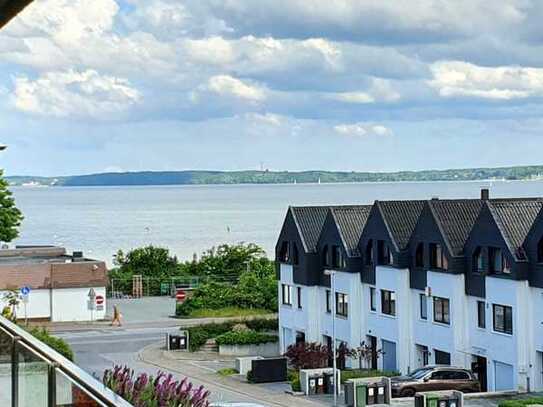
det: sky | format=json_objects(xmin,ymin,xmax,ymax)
[{"xmin": 1, "ymin": 0, "xmax": 543, "ymax": 176}]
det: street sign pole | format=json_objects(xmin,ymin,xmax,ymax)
[{"xmin": 20, "ymin": 286, "xmax": 31, "ymax": 327}]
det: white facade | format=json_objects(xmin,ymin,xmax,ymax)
[
  {"xmin": 279, "ymin": 264, "xmax": 543, "ymax": 393},
  {"xmin": 0, "ymin": 287, "xmax": 106, "ymax": 322}
]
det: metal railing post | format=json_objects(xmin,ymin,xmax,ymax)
[
  {"xmin": 48, "ymin": 363, "xmax": 57, "ymax": 407},
  {"xmin": 11, "ymin": 336, "xmax": 20, "ymax": 407}
]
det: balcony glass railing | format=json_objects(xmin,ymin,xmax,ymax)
[{"xmin": 0, "ymin": 315, "xmax": 132, "ymax": 407}]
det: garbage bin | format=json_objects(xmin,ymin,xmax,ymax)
[
  {"xmin": 367, "ymin": 385, "xmax": 376, "ymax": 405},
  {"xmin": 414, "ymin": 394, "xmax": 425, "ymax": 407},
  {"xmin": 308, "ymin": 377, "xmax": 317, "ymax": 395},
  {"xmin": 345, "ymin": 381, "xmax": 355, "ymax": 406},
  {"xmin": 355, "ymin": 383, "xmax": 367, "ymax": 407},
  {"xmin": 426, "ymin": 394, "xmax": 440, "ymax": 407},
  {"xmin": 376, "ymin": 382, "xmax": 386, "ymax": 404},
  {"xmin": 178, "ymin": 332, "xmax": 188, "ymax": 350},
  {"xmin": 168, "ymin": 334, "xmax": 181, "ymax": 350},
  {"xmin": 324, "ymin": 373, "xmax": 334, "ymax": 394},
  {"xmin": 448, "ymin": 396, "xmax": 459, "ymax": 407},
  {"xmin": 316, "ymin": 375, "xmax": 325, "ymax": 394}
]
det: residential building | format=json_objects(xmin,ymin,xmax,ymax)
[
  {"xmin": 276, "ymin": 190, "xmax": 543, "ymax": 392},
  {"xmin": 0, "ymin": 246, "xmax": 108, "ymax": 322}
]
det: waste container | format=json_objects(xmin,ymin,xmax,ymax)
[
  {"xmin": 414, "ymin": 394, "xmax": 425, "ymax": 407},
  {"xmin": 367, "ymin": 385, "xmax": 376, "ymax": 405},
  {"xmin": 324, "ymin": 372, "xmax": 334, "ymax": 394},
  {"xmin": 168, "ymin": 334, "xmax": 181, "ymax": 350},
  {"xmin": 316, "ymin": 375, "xmax": 325, "ymax": 394},
  {"xmin": 308, "ymin": 377, "xmax": 317, "ymax": 395},
  {"xmin": 345, "ymin": 381, "xmax": 355, "ymax": 406},
  {"xmin": 355, "ymin": 383, "xmax": 367, "ymax": 407},
  {"xmin": 178, "ymin": 332, "xmax": 188, "ymax": 350},
  {"xmin": 344, "ymin": 381, "xmax": 367, "ymax": 407},
  {"xmin": 376, "ymin": 382, "xmax": 386, "ymax": 404},
  {"xmin": 426, "ymin": 394, "xmax": 440, "ymax": 407}
]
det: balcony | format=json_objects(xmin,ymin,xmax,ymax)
[{"xmin": 0, "ymin": 315, "xmax": 132, "ymax": 407}]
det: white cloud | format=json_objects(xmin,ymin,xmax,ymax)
[
  {"xmin": 328, "ymin": 78, "xmax": 401, "ymax": 104},
  {"xmin": 245, "ymin": 112, "xmax": 283, "ymax": 126},
  {"xmin": 334, "ymin": 123, "xmax": 393, "ymax": 138},
  {"xmin": 206, "ymin": 75, "xmax": 266, "ymax": 102},
  {"xmin": 429, "ymin": 61, "xmax": 543, "ymax": 100},
  {"xmin": 12, "ymin": 69, "xmax": 142, "ymax": 118}
]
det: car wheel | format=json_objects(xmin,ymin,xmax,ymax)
[{"xmin": 400, "ymin": 388, "xmax": 416, "ymax": 397}]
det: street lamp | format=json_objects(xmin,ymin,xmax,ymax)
[{"xmin": 324, "ymin": 269, "xmax": 337, "ymax": 407}]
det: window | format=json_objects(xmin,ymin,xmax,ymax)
[
  {"xmin": 489, "ymin": 248, "xmax": 510, "ymax": 274},
  {"xmin": 477, "ymin": 301, "xmax": 486, "ymax": 329},
  {"xmin": 297, "ymin": 287, "xmax": 302, "ymax": 309},
  {"xmin": 378, "ymin": 240, "xmax": 393, "ymax": 265},
  {"xmin": 365, "ymin": 240, "xmax": 374, "ymax": 265},
  {"xmin": 434, "ymin": 349, "xmax": 451, "ymax": 365},
  {"xmin": 322, "ymin": 245, "xmax": 330, "ymax": 267},
  {"xmin": 292, "ymin": 243, "xmax": 299, "ymax": 265},
  {"xmin": 415, "ymin": 243, "xmax": 424, "ymax": 268},
  {"xmin": 420, "ymin": 294, "xmax": 428, "ymax": 320},
  {"xmin": 493, "ymin": 304, "xmax": 513, "ymax": 335},
  {"xmin": 433, "ymin": 297, "xmax": 450, "ymax": 324},
  {"xmin": 295, "ymin": 331, "xmax": 305, "ymax": 345},
  {"xmin": 326, "ymin": 290, "xmax": 331, "ymax": 313},
  {"xmin": 278, "ymin": 241, "xmax": 289, "ymax": 262},
  {"xmin": 369, "ymin": 287, "xmax": 376, "ymax": 311},
  {"xmin": 430, "ymin": 243, "xmax": 448, "ymax": 270},
  {"xmin": 538, "ymin": 238, "xmax": 543, "ymax": 263},
  {"xmin": 336, "ymin": 292, "xmax": 349, "ymax": 317},
  {"xmin": 381, "ymin": 289, "xmax": 396, "ymax": 316},
  {"xmin": 473, "ymin": 247, "xmax": 484, "ymax": 273},
  {"xmin": 332, "ymin": 245, "xmax": 344, "ymax": 268},
  {"xmin": 281, "ymin": 284, "xmax": 292, "ymax": 305}
]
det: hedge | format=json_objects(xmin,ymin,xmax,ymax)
[
  {"xmin": 29, "ymin": 328, "xmax": 74, "ymax": 361},
  {"xmin": 215, "ymin": 330, "xmax": 278, "ymax": 346},
  {"xmin": 340, "ymin": 369, "xmax": 399, "ymax": 384},
  {"xmin": 185, "ymin": 318, "xmax": 278, "ymax": 351},
  {"xmin": 499, "ymin": 398, "xmax": 543, "ymax": 407}
]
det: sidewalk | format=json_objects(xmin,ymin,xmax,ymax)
[{"xmin": 139, "ymin": 342, "xmax": 329, "ymax": 407}]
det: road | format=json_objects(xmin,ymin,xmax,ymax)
[{"xmin": 56, "ymin": 326, "xmax": 270, "ymax": 405}]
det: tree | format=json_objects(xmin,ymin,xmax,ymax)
[
  {"xmin": 285, "ymin": 342, "xmax": 330, "ymax": 370},
  {"xmin": 0, "ymin": 171, "xmax": 23, "ymax": 242}
]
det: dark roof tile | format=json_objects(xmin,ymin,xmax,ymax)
[
  {"xmin": 331, "ymin": 205, "xmax": 372, "ymax": 256},
  {"xmin": 377, "ymin": 200, "xmax": 425, "ymax": 250},
  {"xmin": 290, "ymin": 206, "xmax": 329, "ymax": 253}
]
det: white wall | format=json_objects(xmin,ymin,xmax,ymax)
[
  {"xmin": 0, "ymin": 289, "xmax": 51, "ymax": 319},
  {"xmin": 51, "ymin": 287, "xmax": 106, "ymax": 322}
]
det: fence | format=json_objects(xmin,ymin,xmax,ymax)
[
  {"xmin": 108, "ymin": 274, "xmax": 240, "ymax": 298},
  {"xmin": 0, "ymin": 315, "xmax": 132, "ymax": 407}
]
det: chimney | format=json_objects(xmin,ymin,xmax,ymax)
[
  {"xmin": 431, "ymin": 196, "xmax": 439, "ymax": 201},
  {"xmin": 481, "ymin": 188, "xmax": 490, "ymax": 200}
]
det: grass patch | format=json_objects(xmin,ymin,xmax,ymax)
[
  {"xmin": 499, "ymin": 398, "xmax": 543, "ymax": 407},
  {"xmin": 183, "ymin": 307, "xmax": 271, "ymax": 318},
  {"xmin": 217, "ymin": 368, "xmax": 238, "ymax": 377},
  {"xmin": 340, "ymin": 369, "xmax": 399, "ymax": 384}
]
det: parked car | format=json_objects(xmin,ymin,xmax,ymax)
[{"xmin": 391, "ymin": 365, "xmax": 481, "ymax": 397}]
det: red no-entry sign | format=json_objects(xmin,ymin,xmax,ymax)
[
  {"xmin": 96, "ymin": 295, "xmax": 104, "ymax": 305},
  {"xmin": 176, "ymin": 290, "xmax": 186, "ymax": 303}
]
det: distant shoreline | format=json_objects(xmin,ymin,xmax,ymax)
[{"xmin": 6, "ymin": 165, "xmax": 543, "ymax": 187}]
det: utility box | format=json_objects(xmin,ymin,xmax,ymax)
[
  {"xmin": 300, "ymin": 368, "xmax": 341, "ymax": 396},
  {"xmin": 166, "ymin": 331, "xmax": 189, "ymax": 351}
]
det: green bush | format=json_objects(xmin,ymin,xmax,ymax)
[
  {"xmin": 246, "ymin": 370, "xmax": 254, "ymax": 383},
  {"xmin": 245, "ymin": 318, "xmax": 278, "ymax": 332},
  {"xmin": 215, "ymin": 330, "xmax": 278, "ymax": 346},
  {"xmin": 499, "ymin": 398, "xmax": 543, "ymax": 407},
  {"xmin": 29, "ymin": 328, "xmax": 74, "ymax": 361},
  {"xmin": 340, "ymin": 369, "xmax": 399, "ymax": 384},
  {"xmin": 186, "ymin": 321, "xmax": 235, "ymax": 351},
  {"xmin": 288, "ymin": 370, "xmax": 301, "ymax": 392},
  {"xmin": 217, "ymin": 368, "xmax": 238, "ymax": 376}
]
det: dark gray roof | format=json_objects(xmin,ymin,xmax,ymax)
[
  {"xmin": 331, "ymin": 205, "xmax": 372, "ymax": 257},
  {"xmin": 376, "ymin": 200, "xmax": 425, "ymax": 250},
  {"xmin": 0, "ymin": 0, "xmax": 33, "ymax": 29},
  {"xmin": 488, "ymin": 198, "xmax": 543, "ymax": 260},
  {"xmin": 428, "ymin": 199, "xmax": 484, "ymax": 256},
  {"xmin": 290, "ymin": 206, "xmax": 330, "ymax": 253}
]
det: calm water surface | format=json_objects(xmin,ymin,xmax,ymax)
[{"xmin": 11, "ymin": 181, "xmax": 543, "ymax": 265}]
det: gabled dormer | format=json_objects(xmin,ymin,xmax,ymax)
[
  {"xmin": 275, "ymin": 206, "xmax": 329, "ymax": 286},
  {"xmin": 317, "ymin": 206, "xmax": 372, "ymax": 285},
  {"xmin": 464, "ymin": 199, "xmax": 542, "ymax": 297},
  {"xmin": 358, "ymin": 200, "xmax": 424, "ymax": 284},
  {"xmin": 408, "ymin": 199, "xmax": 484, "ymax": 289},
  {"xmin": 523, "ymin": 204, "xmax": 543, "ymax": 288}
]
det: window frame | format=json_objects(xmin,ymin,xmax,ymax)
[
  {"xmin": 493, "ymin": 303, "xmax": 513, "ymax": 335},
  {"xmin": 420, "ymin": 293, "xmax": 428, "ymax": 320},
  {"xmin": 292, "ymin": 242, "xmax": 299, "ymax": 265},
  {"xmin": 322, "ymin": 245, "xmax": 330, "ymax": 267},
  {"xmin": 335, "ymin": 292, "xmax": 349, "ymax": 318},
  {"xmin": 433, "ymin": 296, "xmax": 450, "ymax": 325},
  {"xmin": 473, "ymin": 247, "xmax": 484, "ymax": 273},
  {"xmin": 369, "ymin": 287, "xmax": 376, "ymax": 312},
  {"xmin": 281, "ymin": 284, "xmax": 292, "ymax": 306},
  {"xmin": 415, "ymin": 243, "xmax": 424, "ymax": 268},
  {"xmin": 381, "ymin": 289, "xmax": 396, "ymax": 316},
  {"xmin": 477, "ymin": 301, "xmax": 486, "ymax": 329},
  {"xmin": 331, "ymin": 245, "xmax": 344, "ymax": 269},
  {"xmin": 278, "ymin": 241, "xmax": 290, "ymax": 263},
  {"xmin": 365, "ymin": 239, "xmax": 374, "ymax": 266},
  {"xmin": 489, "ymin": 247, "xmax": 510, "ymax": 274},
  {"xmin": 430, "ymin": 243, "xmax": 448, "ymax": 270},
  {"xmin": 325, "ymin": 290, "xmax": 331, "ymax": 313},
  {"xmin": 297, "ymin": 286, "xmax": 302, "ymax": 309}
]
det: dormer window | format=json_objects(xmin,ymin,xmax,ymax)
[
  {"xmin": 538, "ymin": 237, "xmax": 543, "ymax": 263},
  {"xmin": 278, "ymin": 241, "xmax": 289, "ymax": 263},
  {"xmin": 292, "ymin": 243, "xmax": 299, "ymax": 265},
  {"xmin": 322, "ymin": 245, "xmax": 330, "ymax": 267},
  {"xmin": 365, "ymin": 240, "xmax": 374, "ymax": 265},
  {"xmin": 331, "ymin": 245, "xmax": 344, "ymax": 268},
  {"xmin": 378, "ymin": 240, "xmax": 393, "ymax": 265},
  {"xmin": 430, "ymin": 243, "xmax": 448, "ymax": 270},
  {"xmin": 415, "ymin": 243, "xmax": 424, "ymax": 268},
  {"xmin": 489, "ymin": 247, "xmax": 510, "ymax": 274},
  {"xmin": 473, "ymin": 247, "xmax": 484, "ymax": 273}
]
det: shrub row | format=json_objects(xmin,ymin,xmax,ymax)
[
  {"xmin": 215, "ymin": 330, "xmax": 278, "ymax": 346},
  {"xmin": 499, "ymin": 398, "xmax": 543, "ymax": 407},
  {"xmin": 340, "ymin": 369, "xmax": 399, "ymax": 384},
  {"xmin": 185, "ymin": 318, "xmax": 278, "ymax": 351},
  {"xmin": 29, "ymin": 328, "xmax": 74, "ymax": 361}
]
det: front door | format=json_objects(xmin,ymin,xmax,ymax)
[
  {"xmin": 471, "ymin": 356, "xmax": 487, "ymax": 392},
  {"xmin": 324, "ymin": 335, "xmax": 333, "ymax": 367},
  {"xmin": 369, "ymin": 336, "xmax": 378, "ymax": 370},
  {"xmin": 382, "ymin": 340, "xmax": 397, "ymax": 372},
  {"xmin": 494, "ymin": 361, "xmax": 514, "ymax": 391}
]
